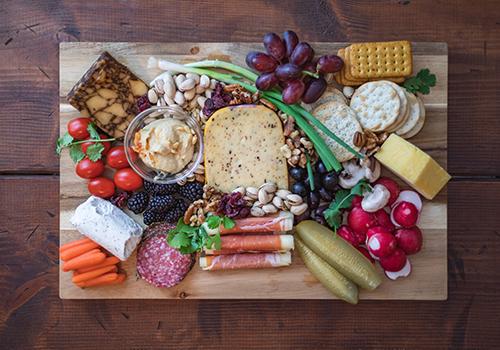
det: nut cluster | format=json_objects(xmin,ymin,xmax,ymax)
[
  {"xmin": 278, "ymin": 113, "xmax": 318, "ymax": 168},
  {"xmin": 223, "ymin": 84, "xmax": 278, "ymax": 111},
  {"xmin": 353, "ymin": 129, "xmax": 389, "ymax": 157},
  {"xmin": 183, "ymin": 185, "xmax": 223, "ymax": 226},
  {"xmin": 232, "ymin": 182, "xmax": 308, "ymax": 217},
  {"xmin": 177, "ymin": 162, "xmax": 205, "ymax": 186}
]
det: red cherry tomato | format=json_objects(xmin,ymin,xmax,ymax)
[
  {"xmin": 81, "ymin": 134, "xmax": 112, "ymax": 156},
  {"xmin": 88, "ymin": 177, "xmax": 115, "ymax": 198},
  {"xmin": 76, "ymin": 158, "xmax": 104, "ymax": 179},
  {"xmin": 113, "ymin": 167, "xmax": 143, "ymax": 191},
  {"xmin": 67, "ymin": 118, "xmax": 91, "ymax": 139},
  {"xmin": 107, "ymin": 146, "xmax": 138, "ymax": 169}
]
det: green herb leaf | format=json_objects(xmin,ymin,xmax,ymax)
[
  {"xmin": 222, "ymin": 216, "xmax": 235, "ymax": 230},
  {"xmin": 206, "ymin": 216, "xmax": 221, "ymax": 229},
  {"xmin": 56, "ymin": 133, "xmax": 74, "ymax": 156},
  {"xmin": 402, "ymin": 68, "xmax": 436, "ymax": 96},
  {"xmin": 402, "ymin": 76, "xmax": 422, "ymax": 94},
  {"xmin": 87, "ymin": 122, "xmax": 101, "ymax": 140},
  {"xmin": 419, "ymin": 84, "xmax": 430, "ymax": 95},
  {"xmin": 417, "ymin": 68, "xmax": 436, "ymax": 87},
  {"xmin": 350, "ymin": 178, "xmax": 372, "ymax": 197},
  {"xmin": 206, "ymin": 233, "xmax": 222, "ymax": 251},
  {"xmin": 86, "ymin": 143, "xmax": 105, "ymax": 162},
  {"xmin": 68, "ymin": 144, "xmax": 85, "ymax": 163},
  {"xmin": 169, "ymin": 232, "xmax": 191, "ymax": 249}
]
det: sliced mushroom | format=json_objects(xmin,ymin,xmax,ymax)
[
  {"xmin": 339, "ymin": 156, "xmax": 381, "ymax": 189},
  {"xmin": 361, "ymin": 184, "xmax": 391, "ymax": 212}
]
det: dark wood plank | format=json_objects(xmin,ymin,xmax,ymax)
[
  {"xmin": 0, "ymin": 0, "xmax": 499, "ymax": 175},
  {"xmin": 1, "ymin": 178, "xmax": 500, "ymax": 348}
]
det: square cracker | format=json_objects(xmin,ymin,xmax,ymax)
[{"xmin": 349, "ymin": 41, "xmax": 413, "ymax": 79}]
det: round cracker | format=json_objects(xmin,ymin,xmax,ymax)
[
  {"xmin": 312, "ymin": 102, "xmax": 362, "ymax": 163},
  {"xmin": 382, "ymin": 81, "xmax": 409, "ymax": 132},
  {"xmin": 400, "ymin": 96, "xmax": 426, "ymax": 139},
  {"xmin": 350, "ymin": 81, "xmax": 401, "ymax": 132},
  {"xmin": 396, "ymin": 91, "xmax": 420, "ymax": 135},
  {"xmin": 301, "ymin": 87, "xmax": 348, "ymax": 113}
]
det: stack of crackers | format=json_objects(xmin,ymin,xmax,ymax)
[{"xmin": 335, "ymin": 41, "xmax": 413, "ymax": 86}]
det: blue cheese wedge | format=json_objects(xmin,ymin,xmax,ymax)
[
  {"xmin": 69, "ymin": 196, "xmax": 143, "ymax": 261},
  {"xmin": 204, "ymin": 105, "xmax": 288, "ymax": 193}
]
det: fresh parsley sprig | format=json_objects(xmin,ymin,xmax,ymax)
[
  {"xmin": 56, "ymin": 122, "xmax": 115, "ymax": 163},
  {"xmin": 324, "ymin": 179, "xmax": 372, "ymax": 235},
  {"xmin": 402, "ymin": 68, "xmax": 436, "ymax": 95},
  {"xmin": 167, "ymin": 215, "xmax": 235, "ymax": 254}
]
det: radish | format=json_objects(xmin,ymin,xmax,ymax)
[
  {"xmin": 337, "ymin": 225, "xmax": 359, "ymax": 248},
  {"xmin": 391, "ymin": 201, "xmax": 420, "ymax": 228},
  {"xmin": 385, "ymin": 259, "xmax": 412, "ymax": 280},
  {"xmin": 379, "ymin": 247, "xmax": 407, "ymax": 272},
  {"xmin": 366, "ymin": 226, "xmax": 391, "ymax": 243},
  {"xmin": 356, "ymin": 246, "xmax": 375, "ymax": 264},
  {"xmin": 394, "ymin": 226, "xmax": 423, "ymax": 255},
  {"xmin": 352, "ymin": 231, "xmax": 366, "ymax": 245},
  {"xmin": 367, "ymin": 233, "xmax": 397, "ymax": 258},
  {"xmin": 392, "ymin": 190, "xmax": 422, "ymax": 212},
  {"xmin": 374, "ymin": 208, "xmax": 395, "ymax": 233},
  {"xmin": 373, "ymin": 177, "xmax": 400, "ymax": 206},
  {"xmin": 347, "ymin": 205, "xmax": 378, "ymax": 234},
  {"xmin": 347, "ymin": 194, "xmax": 363, "ymax": 211}
]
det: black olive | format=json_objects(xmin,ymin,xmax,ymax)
[
  {"xmin": 294, "ymin": 207, "xmax": 312, "ymax": 224},
  {"xmin": 314, "ymin": 215, "xmax": 327, "ymax": 227},
  {"xmin": 315, "ymin": 161, "xmax": 328, "ymax": 174},
  {"xmin": 304, "ymin": 173, "xmax": 322, "ymax": 190},
  {"xmin": 291, "ymin": 181, "xmax": 310, "ymax": 197},
  {"xmin": 315, "ymin": 204, "xmax": 330, "ymax": 217},
  {"xmin": 289, "ymin": 167, "xmax": 307, "ymax": 182},
  {"xmin": 308, "ymin": 190, "xmax": 320, "ymax": 210},
  {"xmin": 322, "ymin": 171, "xmax": 339, "ymax": 191},
  {"xmin": 319, "ymin": 187, "xmax": 333, "ymax": 202}
]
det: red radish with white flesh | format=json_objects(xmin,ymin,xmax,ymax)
[
  {"xmin": 394, "ymin": 226, "xmax": 423, "ymax": 255},
  {"xmin": 356, "ymin": 246, "xmax": 375, "ymax": 264},
  {"xmin": 392, "ymin": 190, "xmax": 423, "ymax": 212},
  {"xmin": 336, "ymin": 225, "xmax": 359, "ymax": 248},
  {"xmin": 374, "ymin": 208, "xmax": 395, "ymax": 233},
  {"xmin": 352, "ymin": 231, "xmax": 366, "ymax": 245},
  {"xmin": 379, "ymin": 247, "xmax": 407, "ymax": 272},
  {"xmin": 385, "ymin": 258, "xmax": 412, "ymax": 280},
  {"xmin": 366, "ymin": 226, "xmax": 391, "ymax": 244},
  {"xmin": 373, "ymin": 177, "xmax": 400, "ymax": 206},
  {"xmin": 367, "ymin": 233, "xmax": 397, "ymax": 258},
  {"xmin": 391, "ymin": 201, "xmax": 420, "ymax": 228},
  {"xmin": 347, "ymin": 205, "xmax": 378, "ymax": 234}
]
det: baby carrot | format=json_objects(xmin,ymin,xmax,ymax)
[
  {"xmin": 77, "ymin": 257, "xmax": 121, "ymax": 274},
  {"xmin": 61, "ymin": 249, "xmax": 106, "ymax": 272},
  {"xmin": 60, "ymin": 241, "xmax": 100, "ymax": 261},
  {"xmin": 92, "ymin": 273, "xmax": 126, "ymax": 287},
  {"xmin": 79, "ymin": 273, "xmax": 118, "ymax": 287},
  {"xmin": 59, "ymin": 237, "xmax": 93, "ymax": 252},
  {"xmin": 72, "ymin": 265, "xmax": 117, "ymax": 283}
]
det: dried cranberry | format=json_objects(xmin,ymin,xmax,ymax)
[
  {"xmin": 202, "ymin": 82, "xmax": 233, "ymax": 118},
  {"xmin": 217, "ymin": 192, "xmax": 250, "ymax": 219},
  {"xmin": 136, "ymin": 94, "xmax": 151, "ymax": 113},
  {"xmin": 110, "ymin": 191, "xmax": 133, "ymax": 209}
]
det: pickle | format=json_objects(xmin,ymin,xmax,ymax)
[
  {"xmin": 296, "ymin": 236, "xmax": 359, "ymax": 304},
  {"xmin": 296, "ymin": 220, "xmax": 382, "ymax": 291}
]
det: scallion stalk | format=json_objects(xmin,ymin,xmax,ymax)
[{"xmin": 305, "ymin": 151, "xmax": 315, "ymax": 191}]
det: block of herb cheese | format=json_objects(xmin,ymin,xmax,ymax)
[
  {"xmin": 374, "ymin": 134, "xmax": 450, "ymax": 200},
  {"xmin": 67, "ymin": 52, "xmax": 149, "ymax": 139},
  {"xmin": 204, "ymin": 105, "xmax": 288, "ymax": 193}
]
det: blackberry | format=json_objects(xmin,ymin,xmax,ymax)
[
  {"xmin": 127, "ymin": 191, "xmax": 149, "ymax": 214},
  {"xmin": 148, "ymin": 195, "xmax": 175, "ymax": 213},
  {"xmin": 143, "ymin": 210, "xmax": 166, "ymax": 226},
  {"xmin": 164, "ymin": 199, "xmax": 189, "ymax": 223},
  {"xmin": 143, "ymin": 178, "xmax": 179, "ymax": 196},
  {"xmin": 179, "ymin": 181, "xmax": 204, "ymax": 202}
]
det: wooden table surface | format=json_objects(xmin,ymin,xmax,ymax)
[{"xmin": 1, "ymin": 0, "xmax": 499, "ymax": 348}]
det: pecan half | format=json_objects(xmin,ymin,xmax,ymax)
[{"xmin": 353, "ymin": 131, "xmax": 366, "ymax": 148}]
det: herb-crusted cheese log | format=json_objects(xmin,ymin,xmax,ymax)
[{"xmin": 204, "ymin": 105, "xmax": 288, "ymax": 193}]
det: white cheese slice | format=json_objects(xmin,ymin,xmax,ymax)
[{"xmin": 69, "ymin": 196, "xmax": 143, "ymax": 261}]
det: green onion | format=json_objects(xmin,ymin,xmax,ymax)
[
  {"xmin": 305, "ymin": 151, "xmax": 315, "ymax": 191},
  {"xmin": 184, "ymin": 60, "xmax": 259, "ymax": 82}
]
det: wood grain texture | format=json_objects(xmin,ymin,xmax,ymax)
[
  {"xmin": 2, "ymin": 177, "xmax": 500, "ymax": 348},
  {"xmin": 58, "ymin": 42, "xmax": 447, "ymax": 300}
]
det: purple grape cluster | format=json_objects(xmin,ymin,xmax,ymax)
[{"xmin": 246, "ymin": 31, "xmax": 344, "ymax": 105}]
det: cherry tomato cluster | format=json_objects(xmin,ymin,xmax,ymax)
[{"xmin": 67, "ymin": 117, "xmax": 141, "ymax": 198}]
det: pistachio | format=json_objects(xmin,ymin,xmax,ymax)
[
  {"xmin": 164, "ymin": 81, "xmax": 176, "ymax": 99},
  {"xmin": 197, "ymin": 96, "xmax": 207, "ymax": 108},
  {"xmin": 189, "ymin": 94, "xmax": 200, "ymax": 109},
  {"xmin": 174, "ymin": 74, "xmax": 186, "ymax": 89},
  {"xmin": 243, "ymin": 196, "xmax": 253, "ymax": 202},
  {"xmin": 232, "ymin": 186, "xmax": 246, "ymax": 196},
  {"xmin": 258, "ymin": 188, "xmax": 274, "ymax": 204},
  {"xmin": 250, "ymin": 207, "xmax": 266, "ymax": 217},
  {"xmin": 156, "ymin": 98, "xmax": 166, "ymax": 107},
  {"xmin": 162, "ymin": 74, "xmax": 175, "ymax": 85},
  {"xmin": 210, "ymin": 78, "xmax": 218, "ymax": 90},
  {"xmin": 148, "ymin": 89, "xmax": 158, "ymax": 104},
  {"xmin": 184, "ymin": 87, "xmax": 196, "ymax": 101},
  {"xmin": 262, "ymin": 204, "xmax": 278, "ymax": 214},
  {"xmin": 179, "ymin": 78, "xmax": 196, "ymax": 92},
  {"xmin": 174, "ymin": 90, "xmax": 185, "ymax": 105},
  {"xmin": 186, "ymin": 72, "xmax": 200, "ymax": 84},
  {"xmin": 286, "ymin": 194, "xmax": 303, "ymax": 205},
  {"xmin": 245, "ymin": 187, "xmax": 259, "ymax": 200},
  {"xmin": 164, "ymin": 94, "xmax": 175, "ymax": 106},
  {"xmin": 252, "ymin": 200, "xmax": 263, "ymax": 208},
  {"xmin": 291, "ymin": 203, "xmax": 308, "ymax": 215},
  {"xmin": 154, "ymin": 79, "xmax": 165, "ymax": 94},
  {"xmin": 199, "ymin": 75, "xmax": 210, "ymax": 88},
  {"xmin": 194, "ymin": 163, "xmax": 205, "ymax": 174},
  {"xmin": 272, "ymin": 196, "xmax": 284, "ymax": 210},
  {"xmin": 275, "ymin": 189, "xmax": 292, "ymax": 199},
  {"xmin": 283, "ymin": 200, "xmax": 292, "ymax": 210},
  {"xmin": 204, "ymin": 89, "xmax": 214, "ymax": 98},
  {"xmin": 195, "ymin": 84, "xmax": 206, "ymax": 94},
  {"xmin": 259, "ymin": 182, "xmax": 277, "ymax": 194}
]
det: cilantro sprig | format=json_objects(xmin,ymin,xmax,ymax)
[
  {"xmin": 167, "ymin": 215, "xmax": 235, "ymax": 255},
  {"xmin": 324, "ymin": 179, "xmax": 372, "ymax": 235},
  {"xmin": 402, "ymin": 68, "xmax": 436, "ymax": 95},
  {"xmin": 56, "ymin": 122, "xmax": 116, "ymax": 163}
]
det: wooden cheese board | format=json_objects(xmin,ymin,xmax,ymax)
[{"xmin": 59, "ymin": 42, "xmax": 448, "ymax": 300}]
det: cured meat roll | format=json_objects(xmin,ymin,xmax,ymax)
[
  {"xmin": 206, "ymin": 234, "xmax": 294, "ymax": 255},
  {"xmin": 199, "ymin": 252, "xmax": 291, "ymax": 270},
  {"xmin": 203, "ymin": 211, "xmax": 294, "ymax": 236}
]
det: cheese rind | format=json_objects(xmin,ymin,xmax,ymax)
[
  {"xmin": 204, "ymin": 105, "xmax": 288, "ymax": 193},
  {"xmin": 374, "ymin": 134, "xmax": 450, "ymax": 200}
]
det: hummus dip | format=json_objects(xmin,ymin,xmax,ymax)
[{"xmin": 133, "ymin": 118, "xmax": 195, "ymax": 173}]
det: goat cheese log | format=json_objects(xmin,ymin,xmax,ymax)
[{"xmin": 69, "ymin": 196, "xmax": 143, "ymax": 261}]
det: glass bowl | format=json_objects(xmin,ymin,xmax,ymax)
[{"xmin": 124, "ymin": 106, "xmax": 204, "ymax": 184}]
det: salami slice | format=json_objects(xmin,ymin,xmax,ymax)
[{"xmin": 137, "ymin": 224, "xmax": 193, "ymax": 287}]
